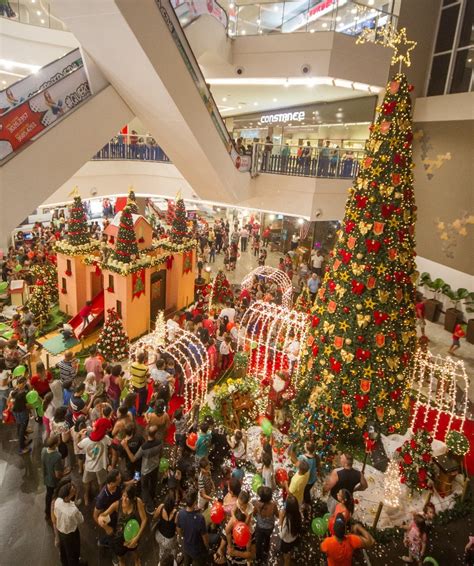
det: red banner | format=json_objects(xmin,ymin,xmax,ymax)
[
  {"xmin": 132, "ymin": 269, "xmax": 145, "ymax": 300},
  {"xmin": 0, "ymin": 103, "xmax": 45, "ymax": 153}
]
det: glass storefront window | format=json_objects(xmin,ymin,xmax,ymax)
[
  {"xmin": 428, "ymin": 53, "xmax": 451, "ymax": 96},
  {"xmin": 450, "ymin": 47, "xmax": 474, "ymax": 92},
  {"xmin": 458, "ymin": 0, "xmax": 473, "ymax": 47},
  {"xmin": 435, "ymin": 4, "xmax": 461, "ymax": 52}
]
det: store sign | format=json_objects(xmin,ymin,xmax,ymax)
[{"xmin": 260, "ymin": 111, "xmax": 305, "ymax": 124}]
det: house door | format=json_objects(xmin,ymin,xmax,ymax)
[
  {"xmin": 90, "ymin": 270, "xmax": 103, "ymax": 298},
  {"xmin": 150, "ymin": 269, "xmax": 166, "ymax": 324}
]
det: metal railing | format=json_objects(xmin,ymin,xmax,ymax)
[
  {"xmin": 253, "ymin": 142, "xmax": 365, "ymax": 178},
  {"xmin": 92, "ymin": 136, "xmax": 171, "ymax": 163},
  {"xmin": 0, "ymin": 0, "xmax": 67, "ymax": 30},
  {"xmin": 228, "ymin": 0, "xmax": 397, "ymax": 37}
]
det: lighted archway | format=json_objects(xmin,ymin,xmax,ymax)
[{"xmin": 240, "ymin": 266, "xmax": 293, "ymax": 308}]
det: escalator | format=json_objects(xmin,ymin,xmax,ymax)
[
  {"xmin": 0, "ymin": 49, "xmax": 133, "ymax": 249},
  {"xmin": 52, "ymin": 0, "xmax": 252, "ymax": 206}
]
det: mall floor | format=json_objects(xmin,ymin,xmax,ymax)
[{"xmin": 0, "ymin": 247, "xmax": 472, "ymax": 565}]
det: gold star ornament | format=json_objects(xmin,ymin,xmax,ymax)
[{"xmin": 356, "ymin": 24, "xmax": 417, "ymax": 69}]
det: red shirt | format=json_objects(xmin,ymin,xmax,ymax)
[
  {"xmin": 453, "ymin": 324, "xmax": 465, "ymax": 340},
  {"xmin": 30, "ymin": 372, "xmax": 52, "ymax": 396},
  {"xmin": 321, "ymin": 534, "xmax": 363, "ymax": 566},
  {"xmin": 79, "ymin": 305, "xmax": 92, "ymax": 317},
  {"xmin": 415, "ymin": 302, "xmax": 425, "ymax": 319}
]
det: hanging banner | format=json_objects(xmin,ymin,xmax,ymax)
[
  {"xmin": 183, "ymin": 250, "xmax": 193, "ymax": 274},
  {"xmin": 0, "ymin": 49, "xmax": 83, "ymax": 116},
  {"xmin": 230, "ymin": 147, "xmax": 251, "ymax": 172},
  {"xmin": 132, "ymin": 269, "xmax": 146, "ymax": 300},
  {"xmin": 0, "ymin": 67, "xmax": 91, "ymax": 160}
]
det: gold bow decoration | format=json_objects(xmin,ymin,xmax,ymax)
[
  {"xmin": 358, "ymin": 221, "xmax": 373, "ymax": 235},
  {"xmin": 323, "ymin": 321, "xmax": 336, "ymax": 335},
  {"xmin": 386, "ymin": 357, "xmax": 400, "ymax": 370},
  {"xmin": 378, "ymin": 290, "xmax": 389, "ymax": 304},
  {"xmin": 340, "ymin": 349, "xmax": 355, "ymax": 363},
  {"xmin": 352, "ymin": 263, "xmax": 366, "ymax": 276},
  {"xmin": 357, "ymin": 314, "xmax": 371, "ymax": 328}
]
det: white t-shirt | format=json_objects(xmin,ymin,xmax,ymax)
[
  {"xmin": 78, "ymin": 435, "xmax": 112, "ymax": 472},
  {"xmin": 54, "ymin": 498, "xmax": 84, "ymax": 535},
  {"xmin": 0, "ymin": 369, "xmax": 9, "ymax": 390},
  {"xmin": 220, "ymin": 307, "xmax": 236, "ymax": 322},
  {"xmin": 311, "ymin": 252, "xmax": 323, "ymax": 269},
  {"xmin": 166, "ymin": 319, "xmax": 180, "ymax": 341}
]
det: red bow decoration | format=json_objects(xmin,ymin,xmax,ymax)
[
  {"xmin": 365, "ymin": 239, "xmax": 381, "ymax": 253},
  {"xmin": 355, "ymin": 348, "xmax": 371, "ymax": 361},
  {"xmin": 381, "ymin": 204, "xmax": 395, "ymax": 218},
  {"xmin": 339, "ymin": 249, "xmax": 352, "ymax": 264},
  {"xmin": 354, "ymin": 194, "xmax": 368, "ymax": 209},
  {"xmin": 328, "ymin": 280, "xmax": 337, "ymax": 292},
  {"xmin": 355, "ymin": 394, "xmax": 369, "ymax": 410},
  {"xmin": 166, "ymin": 254, "xmax": 174, "ymax": 270},
  {"xmin": 312, "ymin": 315, "xmax": 320, "ymax": 327},
  {"xmin": 373, "ymin": 310, "xmax": 388, "ymax": 325},
  {"xmin": 312, "ymin": 345, "xmax": 319, "ymax": 356},
  {"xmin": 330, "ymin": 357, "xmax": 342, "ymax": 373},
  {"xmin": 383, "ymin": 101, "xmax": 397, "ymax": 115},
  {"xmin": 351, "ymin": 280, "xmax": 365, "ymax": 295},
  {"xmin": 345, "ymin": 221, "xmax": 356, "ymax": 233}
]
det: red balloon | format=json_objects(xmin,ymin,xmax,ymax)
[
  {"xmin": 210, "ymin": 501, "xmax": 225, "ymax": 524},
  {"xmin": 226, "ymin": 321, "xmax": 235, "ymax": 332},
  {"xmin": 275, "ymin": 468, "xmax": 289, "ymax": 485},
  {"xmin": 233, "ymin": 521, "xmax": 251, "ymax": 547},
  {"xmin": 187, "ymin": 432, "xmax": 198, "ymax": 448}
]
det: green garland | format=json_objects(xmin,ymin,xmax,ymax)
[{"xmin": 445, "ymin": 430, "xmax": 469, "ymax": 456}]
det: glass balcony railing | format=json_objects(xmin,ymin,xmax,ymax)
[
  {"xmin": 254, "ymin": 142, "xmax": 365, "ymax": 178},
  {"xmin": 0, "ymin": 0, "xmax": 67, "ymax": 30},
  {"xmin": 92, "ymin": 136, "xmax": 171, "ymax": 163},
  {"xmin": 227, "ymin": 0, "xmax": 397, "ymax": 37},
  {"xmin": 171, "ymin": 0, "xmax": 228, "ymax": 28}
]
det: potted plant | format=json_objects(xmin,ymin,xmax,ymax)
[
  {"xmin": 443, "ymin": 286, "xmax": 469, "ymax": 332},
  {"xmin": 465, "ymin": 292, "xmax": 474, "ymax": 344},
  {"xmin": 420, "ymin": 273, "xmax": 444, "ymax": 322}
]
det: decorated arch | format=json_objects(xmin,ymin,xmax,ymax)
[
  {"xmin": 240, "ymin": 266, "xmax": 293, "ymax": 308},
  {"xmin": 130, "ymin": 314, "xmax": 209, "ymax": 412},
  {"xmin": 238, "ymin": 301, "xmax": 310, "ymax": 381}
]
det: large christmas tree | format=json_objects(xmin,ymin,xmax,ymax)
[
  {"xmin": 31, "ymin": 261, "xmax": 58, "ymax": 303},
  {"xmin": 209, "ymin": 270, "xmax": 233, "ymax": 309},
  {"xmin": 170, "ymin": 195, "xmax": 190, "ymax": 244},
  {"xmin": 293, "ymin": 74, "xmax": 417, "ymax": 443},
  {"xmin": 294, "ymin": 285, "xmax": 313, "ymax": 313},
  {"xmin": 67, "ymin": 194, "xmax": 90, "ymax": 246},
  {"xmin": 97, "ymin": 308, "xmax": 129, "ymax": 361},
  {"xmin": 113, "ymin": 206, "xmax": 139, "ymax": 263}
]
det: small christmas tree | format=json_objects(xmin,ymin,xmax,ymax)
[
  {"xmin": 97, "ymin": 308, "xmax": 129, "ymax": 361},
  {"xmin": 31, "ymin": 261, "xmax": 58, "ymax": 303},
  {"xmin": 127, "ymin": 187, "xmax": 139, "ymax": 214},
  {"xmin": 397, "ymin": 429, "xmax": 434, "ymax": 493},
  {"xmin": 113, "ymin": 206, "xmax": 139, "ymax": 263},
  {"xmin": 210, "ymin": 270, "xmax": 233, "ymax": 309},
  {"xmin": 67, "ymin": 193, "xmax": 90, "ymax": 246},
  {"xmin": 170, "ymin": 195, "xmax": 190, "ymax": 244},
  {"xmin": 166, "ymin": 199, "xmax": 176, "ymax": 226},
  {"xmin": 294, "ymin": 285, "xmax": 313, "ymax": 313},
  {"xmin": 154, "ymin": 311, "xmax": 166, "ymax": 346},
  {"xmin": 384, "ymin": 459, "xmax": 402, "ymax": 508},
  {"xmin": 27, "ymin": 283, "xmax": 50, "ymax": 323}
]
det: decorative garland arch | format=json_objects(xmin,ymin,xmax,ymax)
[
  {"xmin": 238, "ymin": 301, "xmax": 310, "ymax": 381},
  {"xmin": 240, "ymin": 266, "xmax": 293, "ymax": 308},
  {"xmin": 130, "ymin": 323, "xmax": 209, "ymax": 412},
  {"xmin": 409, "ymin": 350, "xmax": 469, "ymax": 438}
]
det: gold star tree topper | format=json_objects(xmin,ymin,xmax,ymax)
[{"xmin": 356, "ymin": 25, "xmax": 417, "ymax": 69}]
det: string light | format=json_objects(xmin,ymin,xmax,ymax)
[
  {"xmin": 409, "ymin": 350, "xmax": 469, "ymax": 437},
  {"xmin": 238, "ymin": 301, "xmax": 310, "ymax": 381},
  {"xmin": 130, "ymin": 314, "xmax": 209, "ymax": 412},
  {"xmin": 384, "ymin": 459, "xmax": 401, "ymax": 508},
  {"xmin": 356, "ymin": 25, "xmax": 417, "ymax": 68},
  {"xmin": 240, "ymin": 266, "xmax": 294, "ymax": 309}
]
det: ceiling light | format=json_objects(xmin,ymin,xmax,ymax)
[
  {"xmin": 238, "ymin": 105, "xmax": 242, "ymax": 109},
  {"xmin": 253, "ymin": 102, "xmax": 258, "ymax": 106},
  {"xmin": 338, "ymin": 107, "xmax": 343, "ymax": 111},
  {"xmin": 222, "ymin": 97, "xmax": 227, "ymax": 101},
  {"xmin": 351, "ymin": 8, "xmax": 357, "ymax": 14},
  {"xmin": 468, "ymin": 58, "xmax": 472, "ymax": 63},
  {"xmin": 322, "ymin": 22, "xmax": 328, "ymax": 28},
  {"xmin": 206, "ymin": 77, "xmax": 382, "ymax": 91},
  {"xmin": 310, "ymin": 29, "xmax": 315, "ymax": 33},
  {"xmin": 31, "ymin": 0, "xmax": 36, "ymax": 2},
  {"xmin": 241, "ymin": 29, "xmax": 246, "ymax": 35},
  {"xmin": 257, "ymin": 18, "xmax": 260, "ymax": 24},
  {"xmin": 258, "ymin": 30, "xmax": 263, "ymax": 34},
  {"xmin": 336, "ymin": 16, "xmax": 341, "ymax": 21},
  {"xmin": 229, "ymin": 2, "xmax": 234, "ymax": 8},
  {"xmin": 273, "ymin": 5, "xmax": 278, "ymax": 10},
  {"xmin": 2, "ymin": 80, "xmax": 6, "ymax": 84},
  {"xmin": 36, "ymin": 10, "xmax": 41, "ymax": 15},
  {"xmin": 272, "ymin": 98, "xmax": 277, "ymax": 102},
  {"xmin": 368, "ymin": 0, "xmax": 374, "ymax": 4},
  {"xmin": 298, "ymin": 218, "xmax": 304, "ymax": 225},
  {"xmin": 40, "ymin": 19, "xmax": 45, "ymax": 23}
]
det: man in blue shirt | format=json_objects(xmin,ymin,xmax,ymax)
[
  {"xmin": 307, "ymin": 273, "xmax": 320, "ymax": 302},
  {"xmin": 178, "ymin": 489, "xmax": 209, "ymax": 565}
]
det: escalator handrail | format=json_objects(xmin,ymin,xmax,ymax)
[
  {"xmin": 0, "ymin": 47, "xmax": 83, "ymax": 96},
  {"xmin": 0, "ymin": 63, "xmax": 87, "ymax": 120},
  {"xmin": 154, "ymin": 0, "xmax": 233, "ymax": 152}
]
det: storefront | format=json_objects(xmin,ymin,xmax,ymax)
[{"xmin": 227, "ymin": 95, "xmax": 377, "ymax": 152}]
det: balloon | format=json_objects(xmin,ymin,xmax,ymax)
[
  {"xmin": 423, "ymin": 559, "xmax": 439, "ymax": 566},
  {"xmin": 13, "ymin": 365, "xmax": 27, "ymax": 378},
  {"xmin": 123, "ymin": 518, "xmax": 140, "ymax": 542},
  {"xmin": 2, "ymin": 330, "xmax": 13, "ymax": 340},
  {"xmin": 251, "ymin": 474, "xmax": 263, "ymax": 493},
  {"xmin": 311, "ymin": 517, "xmax": 327, "ymax": 536},
  {"xmin": 260, "ymin": 418, "xmax": 272, "ymax": 436},
  {"xmin": 210, "ymin": 501, "xmax": 225, "ymax": 524},
  {"xmin": 323, "ymin": 513, "xmax": 331, "ymax": 522},
  {"xmin": 232, "ymin": 521, "xmax": 251, "ymax": 547},
  {"xmin": 187, "ymin": 432, "xmax": 198, "ymax": 448},
  {"xmin": 15, "ymin": 264, "xmax": 22, "ymax": 272},
  {"xmin": 159, "ymin": 458, "xmax": 170, "ymax": 473},
  {"xmin": 81, "ymin": 393, "xmax": 89, "ymax": 402},
  {"xmin": 275, "ymin": 468, "xmax": 289, "ymax": 485},
  {"xmin": 26, "ymin": 390, "xmax": 39, "ymax": 404}
]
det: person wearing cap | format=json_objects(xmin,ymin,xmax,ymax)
[
  {"xmin": 78, "ymin": 417, "xmax": 112, "ymax": 506},
  {"xmin": 321, "ymin": 514, "xmax": 374, "ymax": 566},
  {"xmin": 9, "ymin": 374, "xmax": 32, "ymax": 454},
  {"xmin": 57, "ymin": 351, "xmax": 78, "ymax": 384}
]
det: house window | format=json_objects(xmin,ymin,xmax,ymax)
[
  {"xmin": 116, "ymin": 300, "xmax": 122, "ymax": 318},
  {"xmin": 66, "ymin": 259, "xmax": 72, "ymax": 273},
  {"xmin": 108, "ymin": 275, "xmax": 114, "ymax": 292},
  {"xmin": 109, "ymin": 236, "xmax": 115, "ymax": 244},
  {"xmin": 61, "ymin": 277, "xmax": 67, "ymax": 292}
]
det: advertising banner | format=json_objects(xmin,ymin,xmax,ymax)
[
  {"xmin": 0, "ymin": 67, "xmax": 91, "ymax": 160},
  {"xmin": 230, "ymin": 147, "xmax": 252, "ymax": 172},
  {"xmin": 0, "ymin": 48, "xmax": 83, "ymax": 116},
  {"xmin": 172, "ymin": 0, "xmax": 227, "ymax": 28}
]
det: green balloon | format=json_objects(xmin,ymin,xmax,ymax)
[
  {"xmin": 0, "ymin": 282, "xmax": 8, "ymax": 293},
  {"xmin": 311, "ymin": 517, "xmax": 327, "ymax": 536},
  {"xmin": 2, "ymin": 330, "xmax": 13, "ymax": 340},
  {"xmin": 261, "ymin": 418, "xmax": 272, "ymax": 436},
  {"xmin": 15, "ymin": 264, "xmax": 22, "ymax": 272},
  {"xmin": 35, "ymin": 405, "xmax": 44, "ymax": 418},
  {"xmin": 423, "ymin": 558, "xmax": 439, "ymax": 566},
  {"xmin": 123, "ymin": 518, "xmax": 140, "ymax": 542},
  {"xmin": 252, "ymin": 474, "xmax": 263, "ymax": 493},
  {"xmin": 13, "ymin": 365, "xmax": 27, "ymax": 378},
  {"xmin": 159, "ymin": 458, "xmax": 170, "ymax": 473},
  {"xmin": 323, "ymin": 513, "xmax": 331, "ymax": 521},
  {"xmin": 81, "ymin": 393, "xmax": 89, "ymax": 402},
  {"xmin": 26, "ymin": 390, "xmax": 39, "ymax": 404},
  {"xmin": 0, "ymin": 323, "xmax": 7, "ymax": 332}
]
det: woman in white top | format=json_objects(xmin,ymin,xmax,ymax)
[
  {"xmin": 0, "ymin": 359, "xmax": 10, "ymax": 422},
  {"xmin": 52, "ymin": 481, "xmax": 84, "ymax": 566},
  {"xmin": 279, "ymin": 494, "xmax": 302, "ymax": 566}
]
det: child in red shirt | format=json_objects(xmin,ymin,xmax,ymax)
[{"xmin": 448, "ymin": 323, "xmax": 465, "ymax": 356}]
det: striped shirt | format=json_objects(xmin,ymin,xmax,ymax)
[
  {"xmin": 130, "ymin": 362, "xmax": 148, "ymax": 389},
  {"xmin": 57, "ymin": 360, "xmax": 76, "ymax": 384}
]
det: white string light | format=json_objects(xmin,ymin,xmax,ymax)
[
  {"xmin": 384, "ymin": 459, "xmax": 401, "ymax": 508},
  {"xmin": 240, "ymin": 266, "xmax": 294, "ymax": 309},
  {"xmin": 409, "ymin": 350, "xmax": 469, "ymax": 438},
  {"xmin": 238, "ymin": 301, "xmax": 310, "ymax": 381}
]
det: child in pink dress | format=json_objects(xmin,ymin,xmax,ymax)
[{"xmin": 402, "ymin": 513, "xmax": 427, "ymax": 564}]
